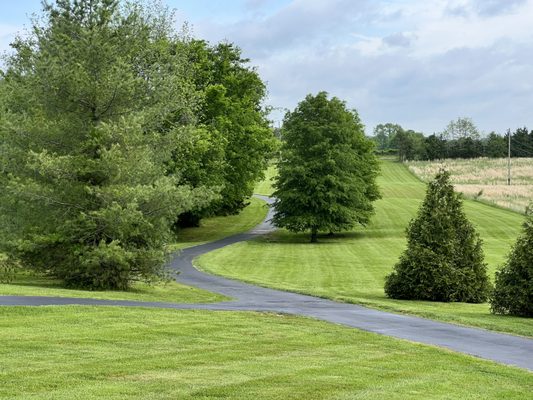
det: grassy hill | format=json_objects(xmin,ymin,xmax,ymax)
[{"xmin": 196, "ymin": 158, "xmax": 533, "ymax": 337}]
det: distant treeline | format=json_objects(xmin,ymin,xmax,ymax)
[{"xmin": 370, "ymin": 119, "xmax": 533, "ymax": 161}]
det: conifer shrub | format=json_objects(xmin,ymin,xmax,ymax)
[
  {"xmin": 385, "ymin": 170, "xmax": 491, "ymax": 302},
  {"xmin": 491, "ymin": 208, "xmax": 533, "ymax": 317}
]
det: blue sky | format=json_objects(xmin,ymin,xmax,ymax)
[{"xmin": 2, "ymin": 0, "xmax": 533, "ymax": 135}]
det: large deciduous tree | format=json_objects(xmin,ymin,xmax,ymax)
[
  {"xmin": 0, "ymin": 0, "xmax": 214, "ymax": 289},
  {"xmin": 272, "ymin": 92, "xmax": 380, "ymax": 243},
  {"xmin": 491, "ymin": 208, "xmax": 533, "ymax": 317},
  {"xmin": 384, "ymin": 171, "xmax": 491, "ymax": 302},
  {"xmin": 373, "ymin": 123, "xmax": 402, "ymax": 151},
  {"xmin": 441, "ymin": 117, "xmax": 481, "ymax": 141},
  {"xmin": 183, "ymin": 40, "xmax": 275, "ymax": 218}
]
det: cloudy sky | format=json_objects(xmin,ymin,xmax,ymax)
[{"xmin": 1, "ymin": 0, "xmax": 533, "ymax": 135}]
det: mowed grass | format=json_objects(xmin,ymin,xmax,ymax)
[
  {"xmin": 254, "ymin": 164, "xmax": 277, "ymax": 196},
  {"xmin": 197, "ymin": 159, "xmax": 533, "ymax": 337},
  {"xmin": 0, "ymin": 271, "xmax": 226, "ymax": 303},
  {"xmin": 1, "ymin": 306, "xmax": 531, "ymax": 399},
  {"xmin": 407, "ymin": 157, "xmax": 533, "ymax": 213},
  {"xmin": 172, "ymin": 196, "xmax": 269, "ymax": 250},
  {"xmin": 0, "ymin": 198, "xmax": 268, "ymax": 303}
]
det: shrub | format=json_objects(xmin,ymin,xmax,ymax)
[
  {"xmin": 491, "ymin": 209, "xmax": 533, "ymax": 317},
  {"xmin": 385, "ymin": 170, "xmax": 491, "ymax": 302}
]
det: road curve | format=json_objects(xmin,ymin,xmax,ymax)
[{"xmin": 1, "ymin": 195, "xmax": 533, "ymax": 372}]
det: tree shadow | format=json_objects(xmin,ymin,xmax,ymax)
[{"xmin": 257, "ymin": 229, "xmax": 401, "ymax": 245}]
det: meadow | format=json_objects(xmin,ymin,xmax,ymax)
[
  {"xmin": 406, "ymin": 157, "xmax": 533, "ymax": 213},
  {"xmin": 197, "ymin": 159, "xmax": 533, "ymax": 337}
]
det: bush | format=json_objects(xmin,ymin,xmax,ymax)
[
  {"xmin": 491, "ymin": 209, "xmax": 533, "ymax": 317},
  {"xmin": 384, "ymin": 170, "xmax": 491, "ymax": 302},
  {"xmin": 0, "ymin": 254, "xmax": 17, "ymax": 284}
]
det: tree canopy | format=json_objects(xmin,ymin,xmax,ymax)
[
  {"xmin": 272, "ymin": 92, "xmax": 380, "ymax": 242},
  {"xmin": 0, "ymin": 0, "xmax": 273, "ymax": 289},
  {"xmin": 183, "ymin": 40, "xmax": 275, "ymax": 218}
]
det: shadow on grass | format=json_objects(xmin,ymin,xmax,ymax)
[
  {"xmin": 256, "ymin": 229, "xmax": 402, "ymax": 245},
  {"xmin": 2, "ymin": 269, "xmax": 155, "ymax": 294}
]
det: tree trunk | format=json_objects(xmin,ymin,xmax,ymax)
[{"xmin": 310, "ymin": 227, "xmax": 318, "ymax": 243}]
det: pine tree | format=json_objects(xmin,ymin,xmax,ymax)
[
  {"xmin": 491, "ymin": 208, "xmax": 533, "ymax": 317},
  {"xmin": 385, "ymin": 170, "xmax": 491, "ymax": 302},
  {"xmin": 0, "ymin": 0, "xmax": 214, "ymax": 289},
  {"xmin": 272, "ymin": 92, "xmax": 380, "ymax": 242}
]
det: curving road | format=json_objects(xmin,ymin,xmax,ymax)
[{"xmin": 1, "ymin": 195, "xmax": 533, "ymax": 372}]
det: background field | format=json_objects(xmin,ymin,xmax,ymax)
[
  {"xmin": 406, "ymin": 158, "xmax": 533, "ymax": 213},
  {"xmin": 1, "ymin": 306, "xmax": 531, "ymax": 399},
  {"xmin": 197, "ymin": 159, "xmax": 533, "ymax": 337}
]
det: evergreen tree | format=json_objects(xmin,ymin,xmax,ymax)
[
  {"xmin": 0, "ymin": 0, "xmax": 214, "ymax": 289},
  {"xmin": 385, "ymin": 170, "xmax": 491, "ymax": 302},
  {"xmin": 272, "ymin": 92, "xmax": 380, "ymax": 242},
  {"xmin": 491, "ymin": 208, "xmax": 533, "ymax": 317},
  {"xmin": 425, "ymin": 134, "xmax": 447, "ymax": 160},
  {"xmin": 484, "ymin": 132, "xmax": 507, "ymax": 158}
]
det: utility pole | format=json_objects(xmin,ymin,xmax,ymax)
[{"xmin": 507, "ymin": 129, "xmax": 511, "ymax": 186}]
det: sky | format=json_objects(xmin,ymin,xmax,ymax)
[{"xmin": 1, "ymin": 0, "xmax": 533, "ymax": 135}]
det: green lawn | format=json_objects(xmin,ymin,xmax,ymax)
[
  {"xmin": 0, "ymin": 197, "xmax": 268, "ymax": 303},
  {"xmin": 1, "ymin": 306, "xmax": 531, "ymax": 399},
  {"xmin": 172, "ymin": 196, "xmax": 269, "ymax": 250},
  {"xmin": 197, "ymin": 159, "xmax": 533, "ymax": 337},
  {"xmin": 0, "ymin": 271, "xmax": 226, "ymax": 303},
  {"xmin": 254, "ymin": 164, "xmax": 277, "ymax": 196}
]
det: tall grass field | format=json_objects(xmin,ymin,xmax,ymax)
[{"xmin": 406, "ymin": 158, "xmax": 533, "ymax": 213}]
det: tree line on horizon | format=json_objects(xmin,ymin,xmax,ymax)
[{"xmin": 371, "ymin": 118, "xmax": 533, "ymax": 161}]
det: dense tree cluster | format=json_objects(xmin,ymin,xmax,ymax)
[
  {"xmin": 273, "ymin": 92, "xmax": 380, "ymax": 242},
  {"xmin": 0, "ymin": 0, "xmax": 274, "ymax": 289},
  {"xmin": 371, "ymin": 118, "xmax": 533, "ymax": 161},
  {"xmin": 385, "ymin": 171, "xmax": 491, "ymax": 302}
]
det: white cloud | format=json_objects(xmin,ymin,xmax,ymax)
[
  {"xmin": 224, "ymin": 0, "xmax": 533, "ymax": 133},
  {"xmin": 3, "ymin": 0, "xmax": 532, "ymax": 134}
]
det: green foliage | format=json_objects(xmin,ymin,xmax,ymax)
[
  {"xmin": 392, "ymin": 129, "xmax": 426, "ymax": 161},
  {"xmin": 0, "ymin": 254, "xmax": 17, "ymax": 284},
  {"xmin": 184, "ymin": 40, "xmax": 275, "ymax": 217},
  {"xmin": 491, "ymin": 208, "xmax": 533, "ymax": 317},
  {"xmin": 385, "ymin": 170, "xmax": 491, "ymax": 302},
  {"xmin": 0, "ymin": 0, "xmax": 214, "ymax": 289},
  {"xmin": 272, "ymin": 92, "xmax": 380, "ymax": 242},
  {"xmin": 441, "ymin": 117, "xmax": 481, "ymax": 141},
  {"xmin": 485, "ymin": 132, "xmax": 507, "ymax": 157},
  {"xmin": 372, "ymin": 123, "xmax": 402, "ymax": 151}
]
